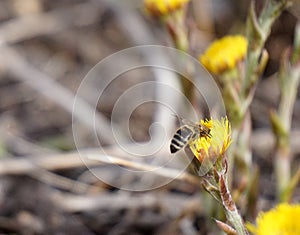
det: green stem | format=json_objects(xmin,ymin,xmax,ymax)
[
  {"xmin": 226, "ymin": 209, "xmax": 249, "ymax": 235},
  {"xmin": 242, "ymin": 0, "xmax": 290, "ymax": 98},
  {"xmin": 273, "ymin": 46, "xmax": 300, "ymax": 201},
  {"xmin": 220, "ymin": 175, "xmax": 249, "ymax": 235}
]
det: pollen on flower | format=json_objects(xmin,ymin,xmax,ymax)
[
  {"xmin": 189, "ymin": 117, "xmax": 231, "ymax": 163},
  {"xmin": 144, "ymin": 0, "xmax": 190, "ymax": 17},
  {"xmin": 247, "ymin": 203, "xmax": 300, "ymax": 235},
  {"xmin": 199, "ymin": 35, "xmax": 248, "ymax": 74},
  {"xmin": 200, "ymin": 119, "xmax": 213, "ymax": 129}
]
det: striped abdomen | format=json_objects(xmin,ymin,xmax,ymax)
[{"xmin": 170, "ymin": 125, "xmax": 195, "ymax": 154}]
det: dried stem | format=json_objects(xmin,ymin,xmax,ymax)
[{"xmin": 0, "ymin": 148, "xmax": 201, "ymax": 186}]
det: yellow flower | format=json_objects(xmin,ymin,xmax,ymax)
[
  {"xmin": 144, "ymin": 0, "xmax": 190, "ymax": 17},
  {"xmin": 189, "ymin": 117, "xmax": 231, "ymax": 163},
  {"xmin": 247, "ymin": 203, "xmax": 300, "ymax": 235},
  {"xmin": 200, "ymin": 35, "xmax": 248, "ymax": 74}
]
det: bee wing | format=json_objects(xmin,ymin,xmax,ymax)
[
  {"xmin": 172, "ymin": 115, "xmax": 199, "ymax": 127},
  {"xmin": 188, "ymin": 137, "xmax": 218, "ymax": 176},
  {"xmin": 197, "ymin": 155, "xmax": 218, "ymax": 176}
]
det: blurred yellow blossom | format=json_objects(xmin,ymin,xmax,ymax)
[
  {"xmin": 247, "ymin": 203, "xmax": 300, "ymax": 235},
  {"xmin": 189, "ymin": 117, "xmax": 231, "ymax": 162},
  {"xmin": 200, "ymin": 35, "xmax": 248, "ymax": 74},
  {"xmin": 144, "ymin": 0, "xmax": 190, "ymax": 17}
]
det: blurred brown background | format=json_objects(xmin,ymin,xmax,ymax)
[{"xmin": 0, "ymin": 0, "xmax": 299, "ymax": 234}]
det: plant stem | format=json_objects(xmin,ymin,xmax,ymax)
[
  {"xmin": 243, "ymin": 0, "xmax": 290, "ymax": 100},
  {"xmin": 271, "ymin": 24, "xmax": 300, "ymax": 201},
  {"xmin": 220, "ymin": 175, "xmax": 249, "ymax": 235}
]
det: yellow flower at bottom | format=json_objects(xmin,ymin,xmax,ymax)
[
  {"xmin": 200, "ymin": 35, "xmax": 248, "ymax": 74},
  {"xmin": 144, "ymin": 0, "xmax": 190, "ymax": 17},
  {"xmin": 189, "ymin": 117, "xmax": 231, "ymax": 162},
  {"xmin": 247, "ymin": 203, "xmax": 300, "ymax": 235}
]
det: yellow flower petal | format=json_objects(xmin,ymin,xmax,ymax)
[
  {"xmin": 251, "ymin": 203, "xmax": 300, "ymax": 235},
  {"xmin": 189, "ymin": 117, "xmax": 231, "ymax": 162},
  {"xmin": 200, "ymin": 35, "xmax": 248, "ymax": 74},
  {"xmin": 144, "ymin": 0, "xmax": 190, "ymax": 16}
]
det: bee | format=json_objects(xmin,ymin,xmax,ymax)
[{"xmin": 170, "ymin": 119, "xmax": 211, "ymax": 154}]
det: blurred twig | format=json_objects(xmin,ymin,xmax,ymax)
[
  {"xmin": 51, "ymin": 190, "xmax": 202, "ymax": 213},
  {"xmin": 30, "ymin": 168, "xmax": 103, "ymax": 194},
  {"xmin": 0, "ymin": 147, "xmax": 200, "ymax": 186},
  {"xmin": 87, "ymin": 153, "xmax": 200, "ymax": 185}
]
